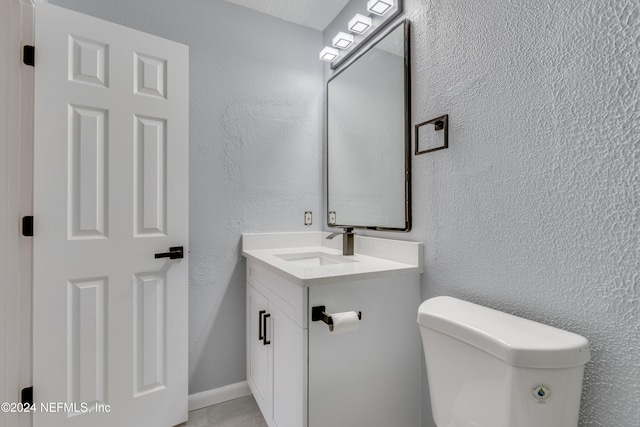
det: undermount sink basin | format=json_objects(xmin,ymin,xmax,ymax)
[{"xmin": 275, "ymin": 251, "xmax": 358, "ymax": 266}]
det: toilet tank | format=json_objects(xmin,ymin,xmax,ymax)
[{"xmin": 417, "ymin": 296, "xmax": 590, "ymax": 427}]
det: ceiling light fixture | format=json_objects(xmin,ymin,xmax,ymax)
[
  {"xmin": 319, "ymin": 46, "xmax": 339, "ymax": 62},
  {"xmin": 332, "ymin": 32, "xmax": 354, "ymax": 49},
  {"xmin": 367, "ymin": 0, "xmax": 394, "ymax": 16},
  {"xmin": 348, "ymin": 14, "xmax": 372, "ymax": 34}
]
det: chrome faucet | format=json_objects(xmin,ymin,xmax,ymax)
[{"xmin": 326, "ymin": 227, "xmax": 354, "ymax": 256}]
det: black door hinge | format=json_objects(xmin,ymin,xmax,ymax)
[
  {"xmin": 22, "ymin": 216, "xmax": 33, "ymax": 237},
  {"xmin": 21, "ymin": 386, "xmax": 33, "ymax": 406},
  {"xmin": 23, "ymin": 45, "xmax": 34, "ymax": 66}
]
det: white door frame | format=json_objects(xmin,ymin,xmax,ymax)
[{"xmin": 1, "ymin": 1, "xmax": 35, "ymax": 427}]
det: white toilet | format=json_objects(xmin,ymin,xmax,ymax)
[{"xmin": 418, "ymin": 296, "xmax": 590, "ymax": 427}]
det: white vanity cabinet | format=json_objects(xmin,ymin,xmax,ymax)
[
  {"xmin": 245, "ymin": 254, "xmax": 421, "ymax": 427},
  {"xmin": 246, "ymin": 261, "xmax": 307, "ymax": 427}
]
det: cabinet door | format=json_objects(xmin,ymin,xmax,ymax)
[
  {"xmin": 271, "ymin": 303, "xmax": 306, "ymax": 427},
  {"xmin": 247, "ymin": 285, "xmax": 272, "ymax": 420}
]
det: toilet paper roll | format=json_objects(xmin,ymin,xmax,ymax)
[{"xmin": 330, "ymin": 311, "xmax": 360, "ymax": 334}]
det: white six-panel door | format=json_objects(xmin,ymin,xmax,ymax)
[{"xmin": 33, "ymin": 3, "xmax": 188, "ymax": 426}]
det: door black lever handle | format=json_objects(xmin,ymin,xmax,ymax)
[{"xmin": 155, "ymin": 246, "xmax": 184, "ymax": 260}]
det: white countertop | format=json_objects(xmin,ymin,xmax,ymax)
[{"xmin": 242, "ymin": 232, "xmax": 423, "ymax": 286}]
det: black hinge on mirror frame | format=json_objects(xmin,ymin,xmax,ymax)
[
  {"xmin": 23, "ymin": 45, "xmax": 34, "ymax": 66},
  {"xmin": 22, "ymin": 216, "xmax": 33, "ymax": 237},
  {"xmin": 21, "ymin": 386, "xmax": 33, "ymax": 406}
]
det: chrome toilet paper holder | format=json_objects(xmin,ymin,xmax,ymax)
[{"xmin": 312, "ymin": 305, "xmax": 362, "ymax": 331}]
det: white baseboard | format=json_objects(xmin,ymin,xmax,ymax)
[{"xmin": 188, "ymin": 381, "xmax": 252, "ymax": 412}]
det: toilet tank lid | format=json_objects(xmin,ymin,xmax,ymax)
[{"xmin": 417, "ymin": 296, "xmax": 590, "ymax": 369}]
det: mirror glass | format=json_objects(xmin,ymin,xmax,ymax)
[{"xmin": 327, "ymin": 20, "xmax": 410, "ymax": 231}]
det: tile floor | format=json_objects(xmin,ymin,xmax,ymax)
[{"xmin": 184, "ymin": 395, "xmax": 267, "ymax": 427}]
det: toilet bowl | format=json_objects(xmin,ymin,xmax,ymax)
[{"xmin": 417, "ymin": 296, "xmax": 590, "ymax": 427}]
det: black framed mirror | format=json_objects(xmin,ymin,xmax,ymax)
[{"xmin": 327, "ymin": 19, "xmax": 411, "ymax": 231}]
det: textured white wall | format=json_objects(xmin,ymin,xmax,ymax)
[
  {"xmin": 49, "ymin": 0, "xmax": 324, "ymax": 394},
  {"xmin": 327, "ymin": 0, "xmax": 639, "ymax": 425}
]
